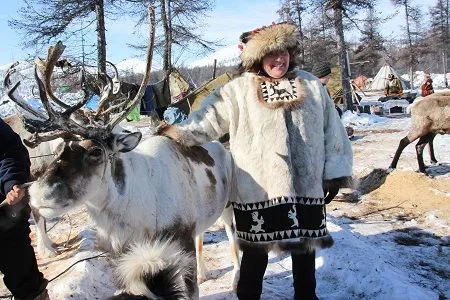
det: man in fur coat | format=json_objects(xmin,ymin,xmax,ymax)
[
  {"xmin": 159, "ymin": 22, "xmax": 353, "ymax": 300},
  {"xmin": 0, "ymin": 118, "xmax": 49, "ymax": 300}
]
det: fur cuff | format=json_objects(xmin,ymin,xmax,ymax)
[{"xmin": 323, "ymin": 176, "xmax": 354, "ymax": 190}]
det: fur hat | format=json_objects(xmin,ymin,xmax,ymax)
[
  {"xmin": 239, "ymin": 23, "xmax": 299, "ymax": 70},
  {"xmin": 311, "ymin": 62, "xmax": 331, "ymax": 79}
]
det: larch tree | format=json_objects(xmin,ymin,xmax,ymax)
[
  {"xmin": 391, "ymin": 0, "xmax": 422, "ymax": 89},
  {"xmin": 326, "ymin": 0, "xmax": 375, "ymax": 111},
  {"xmin": 353, "ymin": 7, "xmax": 385, "ymax": 77},
  {"xmin": 125, "ymin": 0, "xmax": 218, "ymax": 73},
  {"xmin": 429, "ymin": 0, "xmax": 450, "ymax": 80},
  {"xmin": 9, "ymin": 0, "xmax": 111, "ymax": 73},
  {"xmin": 278, "ymin": 0, "xmax": 307, "ymax": 67}
]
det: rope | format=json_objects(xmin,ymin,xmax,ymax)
[
  {"xmin": 0, "ymin": 252, "xmax": 108, "ymax": 299},
  {"xmin": 48, "ymin": 251, "xmax": 108, "ymax": 283}
]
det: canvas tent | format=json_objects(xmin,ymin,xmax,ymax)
[
  {"xmin": 369, "ymin": 65, "xmax": 410, "ymax": 90},
  {"xmin": 172, "ymin": 72, "xmax": 234, "ymax": 115}
]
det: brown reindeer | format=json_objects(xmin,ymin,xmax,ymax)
[{"xmin": 389, "ymin": 92, "xmax": 450, "ymax": 173}]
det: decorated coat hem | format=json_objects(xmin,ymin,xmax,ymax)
[{"xmin": 232, "ymin": 196, "xmax": 330, "ymax": 252}]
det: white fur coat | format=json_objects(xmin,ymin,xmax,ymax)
[
  {"xmin": 163, "ymin": 70, "xmax": 353, "ymax": 250},
  {"xmin": 167, "ymin": 70, "xmax": 352, "ymax": 202}
]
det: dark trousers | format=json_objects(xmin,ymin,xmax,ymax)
[
  {"xmin": 237, "ymin": 248, "xmax": 317, "ymax": 300},
  {"xmin": 0, "ymin": 209, "xmax": 47, "ymax": 300}
]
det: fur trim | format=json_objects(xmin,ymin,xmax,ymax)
[
  {"xmin": 114, "ymin": 239, "xmax": 194, "ymax": 300},
  {"xmin": 237, "ymin": 235, "xmax": 334, "ymax": 255},
  {"xmin": 240, "ymin": 23, "xmax": 299, "ymax": 70},
  {"xmin": 254, "ymin": 72, "xmax": 305, "ymax": 109}
]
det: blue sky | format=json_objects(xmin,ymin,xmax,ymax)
[{"xmin": 0, "ymin": 0, "xmax": 432, "ymax": 68}]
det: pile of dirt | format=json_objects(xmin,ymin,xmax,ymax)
[
  {"xmin": 368, "ymin": 169, "xmax": 450, "ymax": 221},
  {"xmin": 347, "ymin": 169, "xmax": 450, "ymax": 225}
]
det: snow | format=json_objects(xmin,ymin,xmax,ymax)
[
  {"xmin": 0, "ymin": 67, "xmax": 449, "ymax": 299},
  {"xmin": 188, "ymin": 45, "xmax": 240, "ymax": 68},
  {"xmin": 116, "ymin": 58, "xmax": 162, "ymax": 75}
]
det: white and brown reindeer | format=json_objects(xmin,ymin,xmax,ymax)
[
  {"xmin": 5, "ymin": 7, "xmax": 240, "ymax": 299},
  {"xmin": 389, "ymin": 92, "xmax": 450, "ymax": 173}
]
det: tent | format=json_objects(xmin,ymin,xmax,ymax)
[
  {"xmin": 368, "ymin": 65, "xmax": 410, "ymax": 90},
  {"xmin": 172, "ymin": 72, "xmax": 234, "ymax": 115}
]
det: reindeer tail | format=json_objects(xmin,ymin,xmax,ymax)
[{"xmin": 110, "ymin": 239, "xmax": 194, "ymax": 300}]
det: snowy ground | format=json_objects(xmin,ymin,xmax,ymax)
[{"xmin": 1, "ymin": 108, "xmax": 449, "ymax": 300}]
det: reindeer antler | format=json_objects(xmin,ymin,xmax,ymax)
[
  {"xmin": 3, "ymin": 62, "xmax": 48, "ymax": 121},
  {"xmin": 6, "ymin": 5, "xmax": 156, "ymax": 146}
]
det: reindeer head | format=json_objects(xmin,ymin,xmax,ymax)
[{"xmin": 5, "ymin": 6, "xmax": 156, "ymax": 217}]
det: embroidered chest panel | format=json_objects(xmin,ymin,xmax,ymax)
[{"xmin": 255, "ymin": 73, "xmax": 305, "ymax": 109}]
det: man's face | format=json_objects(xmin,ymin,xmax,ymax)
[{"xmin": 320, "ymin": 75, "xmax": 331, "ymax": 85}]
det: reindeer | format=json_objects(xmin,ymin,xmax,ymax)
[
  {"xmin": 6, "ymin": 8, "xmax": 240, "ymax": 299},
  {"xmin": 389, "ymin": 92, "xmax": 450, "ymax": 173},
  {"xmin": 249, "ymin": 211, "xmax": 265, "ymax": 233},
  {"xmin": 288, "ymin": 204, "xmax": 299, "ymax": 228}
]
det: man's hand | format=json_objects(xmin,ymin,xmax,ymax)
[{"xmin": 5, "ymin": 185, "xmax": 26, "ymax": 205}]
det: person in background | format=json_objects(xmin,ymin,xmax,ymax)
[
  {"xmin": 311, "ymin": 62, "xmax": 343, "ymax": 117},
  {"xmin": 420, "ymin": 73, "xmax": 434, "ymax": 97},
  {"xmin": 158, "ymin": 22, "xmax": 353, "ymax": 300},
  {"xmin": 0, "ymin": 118, "xmax": 49, "ymax": 300},
  {"xmin": 384, "ymin": 73, "xmax": 403, "ymax": 97}
]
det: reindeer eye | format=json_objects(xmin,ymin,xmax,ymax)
[{"xmin": 89, "ymin": 148, "xmax": 103, "ymax": 158}]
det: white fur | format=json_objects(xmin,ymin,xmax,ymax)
[{"xmin": 116, "ymin": 240, "xmax": 193, "ymax": 298}]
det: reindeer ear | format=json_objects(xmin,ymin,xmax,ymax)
[{"xmin": 112, "ymin": 131, "xmax": 142, "ymax": 153}]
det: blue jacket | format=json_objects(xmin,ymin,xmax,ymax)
[{"xmin": 0, "ymin": 118, "xmax": 31, "ymax": 202}]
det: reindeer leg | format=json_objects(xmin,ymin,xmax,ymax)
[
  {"xmin": 427, "ymin": 133, "xmax": 438, "ymax": 164},
  {"xmin": 221, "ymin": 207, "xmax": 241, "ymax": 291},
  {"xmin": 195, "ymin": 234, "xmax": 208, "ymax": 284},
  {"xmin": 416, "ymin": 133, "xmax": 435, "ymax": 173},
  {"xmin": 390, "ymin": 136, "xmax": 413, "ymax": 169},
  {"xmin": 184, "ymin": 238, "xmax": 199, "ymax": 300},
  {"xmin": 31, "ymin": 207, "xmax": 57, "ymax": 258}
]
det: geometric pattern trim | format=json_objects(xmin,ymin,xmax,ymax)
[{"xmin": 232, "ymin": 196, "xmax": 325, "ymax": 211}]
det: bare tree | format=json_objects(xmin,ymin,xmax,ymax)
[
  {"xmin": 429, "ymin": 0, "xmax": 450, "ymax": 79},
  {"xmin": 390, "ymin": 0, "xmax": 423, "ymax": 89},
  {"xmin": 353, "ymin": 7, "xmax": 385, "ymax": 76},
  {"xmin": 278, "ymin": 0, "xmax": 307, "ymax": 67},
  {"xmin": 122, "ymin": 0, "xmax": 218, "ymax": 72},
  {"xmin": 325, "ymin": 0, "xmax": 374, "ymax": 111},
  {"xmin": 9, "ymin": 0, "xmax": 111, "ymax": 73}
]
